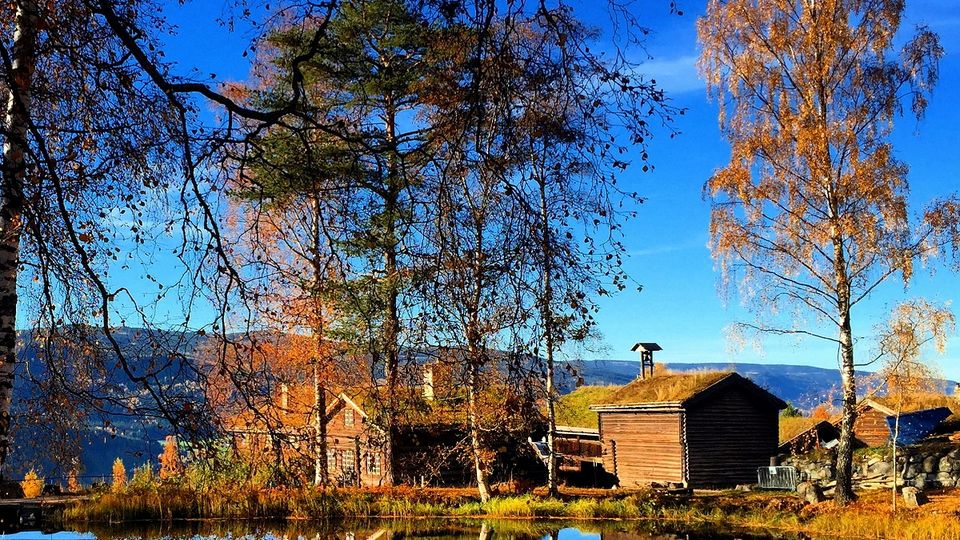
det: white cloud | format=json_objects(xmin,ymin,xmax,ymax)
[
  {"xmin": 636, "ymin": 54, "xmax": 703, "ymax": 94},
  {"xmin": 629, "ymin": 238, "xmax": 705, "ymax": 257}
]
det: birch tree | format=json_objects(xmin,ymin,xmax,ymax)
[
  {"xmin": 0, "ymin": 0, "xmax": 38, "ymax": 474},
  {"xmin": 423, "ymin": 26, "xmax": 529, "ymax": 498},
  {"xmin": 874, "ymin": 300, "xmax": 954, "ymax": 510},
  {"xmin": 503, "ymin": 6, "xmax": 678, "ymax": 495},
  {"xmin": 699, "ymin": 0, "xmax": 960, "ymax": 504},
  {"xmin": 0, "ymin": 0, "xmax": 210, "ymax": 477}
]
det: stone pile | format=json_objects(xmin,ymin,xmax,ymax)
[{"xmin": 783, "ymin": 445, "xmax": 960, "ymax": 491}]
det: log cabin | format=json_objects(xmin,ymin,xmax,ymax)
[
  {"xmin": 324, "ymin": 392, "xmax": 388, "ymax": 486},
  {"xmin": 227, "ymin": 388, "xmax": 388, "ymax": 487},
  {"xmin": 590, "ymin": 368, "xmax": 786, "ymax": 488},
  {"xmin": 847, "ymin": 396, "xmax": 957, "ymax": 447},
  {"xmin": 227, "ymin": 357, "xmax": 541, "ymax": 487},
  {"xmin": 778, "ymin": 420, "xmax": 840, "ymax": 455}
]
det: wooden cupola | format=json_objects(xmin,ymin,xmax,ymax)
[{"xmin": 630, "ymin": 342, "xmax": 662, "ymax": 379}]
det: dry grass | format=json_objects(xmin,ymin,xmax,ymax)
[
  {"xmin": 61, "ymin": 480, "xmax": 960, "ymax": 540},
  {"xmin": 595, "ymin": 371, "xmax": 731, "ymax": 406},
  {"xmin": 870, "ymin": 392, "xmax": 960, "ymax": 418},
  {"xmin": 555, "ymin": 386, "xmax": 618, "ymax": 428},
  {"xmin": 779, "ymin": 416, "xmax": 818, "ymax": 444}
]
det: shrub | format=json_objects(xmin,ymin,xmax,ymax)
[
  {"xmin": 111, "ymin": 458, "xmax": 127, "ymax": 492},
  {"xmin": 66, "ymin": 469, "xmax": 82, "ymax": 493},
  {"xmin": 159, "ymin": 436, "xmax": 182, "ymax": 480},
  {"xmin": 129, "ymin": 462, "xmax": 156, "ymax": 491},
  {"xmin": 21, "ymin": 469, "xmax": 44, "ymax": 498}
]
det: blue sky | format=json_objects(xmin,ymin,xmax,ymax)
[
  {"xmin": 584, "ymin": 0, "xmax": 960, "ymax": 379},
  {"xmin": 145, "ymin": 0, "xmax": 960, "ymax": 379}
]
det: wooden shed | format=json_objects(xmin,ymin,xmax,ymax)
[
  {"xmin": 848, "ymin": 397, "xmax": 956, "ymax": 447},
  {"xmin": 778, "ymin": 420, "xmax": 840, "ymax": 455},
  {"xmin": 590, "ymin": 371, "xmax": 786, "ymax": 488}
]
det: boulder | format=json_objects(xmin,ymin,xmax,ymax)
[
  {"xmin": 935, "ymin": 472, "xmax": 956, "ymax": 487},
  {"xmin": 913, "ymin": 474, "xmax": 927, "ymax": 490},
  {"xmin": 869, "ymin": 461, "xmax": 892, "ymax": 476},
  {"xmin": 902, "ymin": 486, "xmax": 927, "ymax": 508},
  {"xmin": 922, "ymin": 455, "xmax": 938, "ymax": 474},
  {"xmin": 940, "ymin": 457, "xmax": 953, "ymax": 473},
  {"xmin": 796, "ymin": 481, "xmax": 824, "ymax": 504}
]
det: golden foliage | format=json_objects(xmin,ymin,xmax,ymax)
[
  {"xmin": 111, "ymin": 458, "xmax": 126, "ymax": 493},
  {"xmin": 20, "ymin": 469, "xmax": 44, "ymax": 499},
  {"xmin": 67, "ymin": 468, "xmax": 81, "ymax": 493},
  {"xmin": 877, "ymin": 300, "xmax": 955, "ymax": 416},
  {"xmin": 159, "ymin": 436, "xmax": 182, "ymax": 480},
  {"xmin": 810, "ymin": 404, "xmax": 832, "ymax": 421},
  {"xmin": 697, "ymin": 0, "xmax": 956, "ymax": 339}
]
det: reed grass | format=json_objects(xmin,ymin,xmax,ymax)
[{"xmin": 62, "ymin": 483, "xmax": 960, "ymax": 540}]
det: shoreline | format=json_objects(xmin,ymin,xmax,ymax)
[{"xmin": 53, "ymin": 486, "xmax": 960, "ymax": 540}]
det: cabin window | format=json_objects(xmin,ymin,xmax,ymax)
[
  {"xmin": 343, "ymin": 449, "xmax": 356, "ymax": 472},
  {"xmin": 368, "ymin": 453, "xmax": 381, "ymax": 475},
  {"xmin": 326, "ymin": 448, "xmax": 337, "ymax": 468},
  {"xmin": 344, "ymin": 408, "xmax": 355, "ymax": 426}
]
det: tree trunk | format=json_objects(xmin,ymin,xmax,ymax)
[
  {"xmin": 313, "ymin": 359, "xmax": 328, "ymax": 487},
  {"xmin": 538, "ymin": 179, "xmax": 558, "ymax": 497},
  {"xmin": 382, "ymin": 241, "xmax": 398, "ymax": 486},
  {"xmin": 380, "ymin": 96, "xmax": 399, "ymax": 486},
  {"xmin": 892, "ymin": 399, "xmax": 901, "ymax": 512},
  {"xmin": 834, "ymin": 291, "xmax": 858, "ymax": 505},
  {"xmin": 0, "ymin": 0, "xmax": 38, "ymax": 479},
  {"xmin": 468, "ymin": 363, "xmax": 492, "ymax": 502},
  {"xmin": 466, "ymin": 216, "xmax": 492, "ymax": 501},
  {"xmin": 309, "ymin": 195, "xmax": 329, "ymax": 488}
]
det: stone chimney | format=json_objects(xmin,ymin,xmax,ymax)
[
  {"xmin": 630, "ymin": 342, "xmax": 662, "ymax": 379},
  {"xmin": 280, "ymin": 383, "xmax": 289, "ymax": 412},
  {"xmin": 423, "ymin": 364, "xmax": 435, "ymax": 401}
]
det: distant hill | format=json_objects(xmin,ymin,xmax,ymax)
[
  {"xmin": 9, "ymin": 327, "xmax": 198, "ymax": 479},
  {"xmin": 557, "ymin": 360, "xmax": 958, "ymax": 411},
  {"xmin": 7, "ymin": 327, "xmax": 957, "ymax": 479}
]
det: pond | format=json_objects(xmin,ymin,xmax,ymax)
[{"xmin": 0, "ymin": 520, "xmax": 813, "ymax": 540}]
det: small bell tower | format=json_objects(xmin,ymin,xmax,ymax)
[{"xmin": 630, "ymin": 342, "xmax": 662, "ymax": 379}]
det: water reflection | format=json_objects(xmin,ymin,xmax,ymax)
[{"xmin": 5, "ymin": 520, "xmax": 808, "ymax": 540}]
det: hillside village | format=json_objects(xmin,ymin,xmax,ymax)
[
  {"xmin": 4, "ymin": 0, "xmax": 960, "ymax": 537},
  {"xmin": 23, "ymin": 341, "xmax": 959, "ymax": 500}
]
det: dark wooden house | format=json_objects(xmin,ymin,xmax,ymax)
[
  {"xmin": 590, "ymin": 371, "xmax": 786, "ymax": 488},
  {"xmin": 848, "ymin": 399, "xmax": 896, "ymax": 447},
  {"xmin": 324, "ymin": 392, "xmax": 388, "ymax": 487},
  {"xmin": 778, "ymin": 420, "xmax": 840, "ymax": 455},
  {"xmin": 848, "ymin": 397, "xmax": 956, "ymax": 448}
]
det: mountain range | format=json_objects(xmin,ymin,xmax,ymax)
[
  {"xmin": 7, "ymin": 327, "xmax": 957, "ymax": 479},
  {"xmin": 558, "ymin": 359, "xmax": 958, "ymax": 410}
]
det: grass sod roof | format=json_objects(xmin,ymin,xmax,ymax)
[
  {"xmin": 591, "ymin": 371, "xmax": 734, "ymax": 408},
  {"xmin": 555, "ymin": 385, "xmax": 619, "ymax": 429},
  {"xmin": 779, "ymin": 416, "xmax": 820, "ymax": 444},
  {"xmin": 864, "ymin": 392, "xmax": 960, "ymax": 419}
]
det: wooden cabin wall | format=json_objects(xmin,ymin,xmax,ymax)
[
  {"xmin": 556, "ymin": 437, "xmax": 602, "ymax": 458},
  {"xmin": 327, "ymin": 403, "xmax": 387, "ymax": 487},
  {"xmin": 852, "ymin": 407, "xmax": 892, "ymax": 447},
  {"xmin": 598, "ymin": 410, "xmax": 684, "ymax": 486},
  {"xmin": 685, "ymin": 388, "xmax": 779, "ymax": 487}
]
